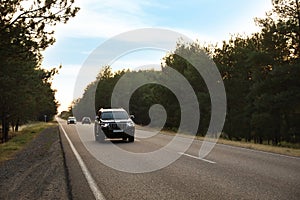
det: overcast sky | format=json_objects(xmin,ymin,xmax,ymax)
[{"xmin": 41, "ymin": 0, "xmax": 273, "ymax": 112}]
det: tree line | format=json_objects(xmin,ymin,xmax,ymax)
[
  {"xmin": 72, "ymin": 0, "xmax": 300, "ymax": 146},
  {"xmin": 0, "ymin": 0, "xmax": 79, "ymax": 142}
]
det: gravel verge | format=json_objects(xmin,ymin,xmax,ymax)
[{"xmin": 0, "ymin": 126, "xmax": 70, "ymax": 200}]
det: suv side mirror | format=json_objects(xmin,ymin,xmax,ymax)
[
  {"xmin": 130, "ymin": 115, "xmax": 135, "ymax": 119},
  {"xmin": 95, "ymin": 116, "xmax": 99, "ymax": 121}
]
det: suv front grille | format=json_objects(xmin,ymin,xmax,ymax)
[{"xmin": 110, "ymin": 123, "xmax": 127, "ymax": 130}]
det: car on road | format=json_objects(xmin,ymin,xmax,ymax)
[
  {"xmin": 94, "ymin": 108, "xmax": 135, "ymax": 142},
  {"xmin": 67, "ymin": 116, "xmax": 77, "ymax": 124},
  {"xmin": 81, "ymin": 117, "xmax": 91, "ymax": 124}
]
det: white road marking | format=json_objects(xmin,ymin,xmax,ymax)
[
  {"xmin": 58, "ymin": 119, "xmax": 106, "ymax": 200},
  {"xmin": 178, "ymin": 152, "xmax": 216, "ymax": 164}
]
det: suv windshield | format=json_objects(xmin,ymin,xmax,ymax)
[{"xmin": 101, "ymin": 111, "xmax": 129, "ymax": 120}]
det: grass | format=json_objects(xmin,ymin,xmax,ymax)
[
  {"xmin": 0, "ymin": 122, "xmax": 57, "ymax": 162},
  {"xmin": 211, "ymin": 137, "xmax": 300, "ymax": 157},
  {"xmin": 137, "ymin": 126, "xmax": 300, "ymax": 157}
]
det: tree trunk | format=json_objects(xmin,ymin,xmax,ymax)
[
  {"xmin": 15, "ymin": 119, "xmax": 19, "ymax": 132},
  {"xmin": 259, "ymin": 136, "xmax": 263, "ymax": 144},
  {"xmin": 2, "ymin": 117, "xmax": 9, "ymax": 143}
]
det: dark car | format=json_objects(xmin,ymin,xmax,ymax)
[
  {"xmin": 94, "ymin": 108, "xmax": 135, "ymax": 142},
  {"xmin": 67, "ymin": 116, "xmax": 77, "ymax": 124},
  {"xmin": 81, "ymin": 117, "xmax": 91, "ymax": 124}
]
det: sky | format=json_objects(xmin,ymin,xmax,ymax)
[{"xmin": 41, "ymin": 0, "xmax": 273, "ymax": 113}]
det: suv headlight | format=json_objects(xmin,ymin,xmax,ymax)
[
  {"xmin": 101, "ymin": 123, "xmax": 109, "ymax": 128},
  {"xmin": 127, "ymin": 121, "xmax": 134, "ymax": 127}
]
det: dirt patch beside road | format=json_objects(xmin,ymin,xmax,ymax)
[{"xmin": 0, "ymin": 126, "xmax": 70, "ymax": 200}]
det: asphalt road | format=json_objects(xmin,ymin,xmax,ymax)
[{"xmin": 58, "ymin": 118, "xmax": 300, "ymax": 200}]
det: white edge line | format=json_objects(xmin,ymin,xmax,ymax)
[
  {"xmin": 57, "ymin": 119, "xmax": 106, "ymax": 200},
  {"xmin": 178, "ymin": 152, "xmax": 216, "ymax": 164}
]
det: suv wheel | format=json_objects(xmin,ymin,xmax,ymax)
[{"xmin": 128, "ymin": 136, "xmax": 134, "ymax": 143}]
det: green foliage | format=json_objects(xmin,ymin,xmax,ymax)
[
  {"xmin": 0, "ymin": 0, "xmax": 80, "ymax": 51},
  {"xmin": 0, "ymin": 0, "xmax": 79, "ymax": 142},
  {"xmin": 213, "ymin": 0, "xmax": 300, "ymax": 144},
  {"xmin": 59, "ymin": 111, "xmax": 72, "ymax": 120},
  {"xmin": 163, "ymin": 42, "xmax": 211, "ymax": 135},
  {"xmin": 72, "ymin": 66, "xmax": 127, "ymax": 120}
]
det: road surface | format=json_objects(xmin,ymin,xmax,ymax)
[{"xmin": 57, "ymin": 118, "xmax": 300, "ymax": 200}]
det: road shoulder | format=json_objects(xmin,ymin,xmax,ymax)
[{"xmin": 0, "ymin": 126, "xmax": 70, "ymax": 200}]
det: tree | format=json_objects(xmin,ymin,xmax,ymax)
[
  {"xmin": 212, "ymin": 0, "xmax": 300, "ymax": 144},
  {"xmin": 72, "ymin": 66, "xmax": 128, "ymax": 120},
  {"xmin": 0, "ymin": 0, "xmax": 80, "ymax": 52},
  {"xmin": 0, "ymin": 0, "xmax": 79, "ymax": 142},
  {"xmin": 255, "ymin": 0, "xmax": 300, "ymax": 62},
  {"xmin": 163, "ymin": 42, "xmax": 212, "ymax": 135},
  {"xmin": 213, "ymin": 36, "xmax": 257, "ymax": 140},
  {"xmin": 248, "ymin": 0, "xmax": 300, "ymax": 144}
]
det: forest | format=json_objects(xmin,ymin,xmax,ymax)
[
  {"xmin": 0, "ymin": 0, "xmax": 79, "ymax": 142},
  {"xmin": 72, "ymin": 0, "xmax": 300, "ymax": 147}
]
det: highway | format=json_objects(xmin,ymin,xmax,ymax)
[{"xmin": 57, "ymin": 118, "xmax": 300, "ymax": 200}]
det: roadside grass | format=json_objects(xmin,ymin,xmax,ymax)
[
  {"xmin": 210, "ymin": 137, "xmax": 300, "ymax": 157},
  {"xmin": 137, "ymin": 125, "xmax": 300, "ymax": 157},
  {"xmin": 169, "ymin": 131, "xmax": 300, "ymax": 157},
  {"xmin": 0, "ymin": 122, "xmax": 57, "ymax": 162}
]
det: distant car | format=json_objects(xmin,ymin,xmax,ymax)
[
  {"xmin": 94, "ymin": 108, "xmax": 135, "ymax": 142},
  {"xmin": 81, "ymin": 117, "xmax": 91, "ymax": 124},
  {"xmin": 67, "ymin": 116, "xmax": 77, "ymax": 124}
]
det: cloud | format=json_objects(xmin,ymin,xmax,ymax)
[{"xmin": 54, "ymin": 0, "xmax": 162, "ymax": 39}]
